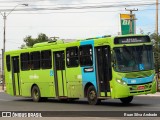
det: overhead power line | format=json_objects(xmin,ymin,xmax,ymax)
[{"xmin": 0, "ymin": 2, "xmax": 158, "ymax": 12}]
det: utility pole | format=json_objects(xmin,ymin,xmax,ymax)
[
  {"xmin": 0, "ymin": 4, "xmax": 28, "ymax": 91},
  {"xmin": 156, "ymin": 0, "xmax": 159, "ymax": 35},
  {"xmin": 3, "ymin": 12, "xmax": 6, "ymax": 52},
  {"xmin": 156, "ymin": 0, "xmax": 159, "ymax": 78},
  {"xmin": 125, "ymin": 8, "xmax": 138, "ymax": 34},
  {"xmin": 1, "ymin": 49, "xmax": 4, "ymax": 90},
  {"xmin": 0, "ymin": 12, "xmax": 6, "ymax": 91}
]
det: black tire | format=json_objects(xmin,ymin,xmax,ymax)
[
  {"xmin": 31, "ymin": 85, "xmax": 41, "ymax": 102},
  {"xmin": 87, "ymin": 86, "xmax": 100, "ymax": 105},
  {"xmin": 120, "ymin": 96, "xmax": 133, "ymax": 104}
]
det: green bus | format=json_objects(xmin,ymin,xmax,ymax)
[{"xmin": 4, "ymin": 34, "xmax": 157, "ymax": 105}]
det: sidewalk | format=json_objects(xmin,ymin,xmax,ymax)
[
  {"xmin": 138, "ymin": 92, "xmax": 160, "ymax": 97},
  {"xmin": 0, "ymin": 85, "xmax": 6, "ymax": 92},
  {"xmin": 138, "ymin": 91, "xmax": 160, "ymax": 97}
]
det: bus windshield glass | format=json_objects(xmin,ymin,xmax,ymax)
[{"xmin": 113, "ymin": 45, "xmax": 154, "ymax": 72}]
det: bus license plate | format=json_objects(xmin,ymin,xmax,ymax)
[{"xmin": 137, "ymin": 86, "xmax": 145, "ymax": 90}]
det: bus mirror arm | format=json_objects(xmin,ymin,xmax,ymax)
[
  {"xmin": 111, "ymin": 54, "xmax": 116, "ymax": 63},
  {"xmin": 112, "ymin": 62, "xmax": 115, "ymax": 68},
  {"xmin": 111, "ymin": 54, "xmax": 116, "ymax": 68}
]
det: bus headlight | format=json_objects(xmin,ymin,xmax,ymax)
[{"xmin": 116, "ymin": 79, "xmax": 127, "ymax": 85}]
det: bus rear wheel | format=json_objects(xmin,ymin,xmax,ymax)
[
  {"xmin": 87, "ymin": 86, "xmax": 100, "ymax": 105},
  {"xmin": 31, "ymin": 85, "xmax": 41, "ymax": 102},
  {"xmin": 120, "ymin": 96, "xmax": 133, "ymax": 104}
]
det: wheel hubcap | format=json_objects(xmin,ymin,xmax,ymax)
[
  {"xmin": 34, "ymin": 90, "xmax": 38, "ymax": 99},
  {"xmin": 89, "ymin": 91, "xmax": 96, "ymax": 100}
]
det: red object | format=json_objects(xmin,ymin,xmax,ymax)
[{"xmin": 137, "ymin": 86, "xmax": 145, "ymax": 90}]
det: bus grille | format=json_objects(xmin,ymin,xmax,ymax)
[{"xmin": 128, "ymin": 82, "xmax": 152, "ymax": 94}]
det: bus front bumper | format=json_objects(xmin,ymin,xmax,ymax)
[{"xmin": 111, "ymin": 80, "xmax": 157, "ymax": 99}]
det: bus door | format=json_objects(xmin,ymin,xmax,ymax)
[
  {"xmin": 11, "ymin": 56, "xmax": 21, "ymax": 96},
  {"xmin": 53, "ymin": 51, "xmax": 67, "ymax": 97},
  {"xmin": 95, "ymin": 46, "xmax": 112, "ymax": 97}
]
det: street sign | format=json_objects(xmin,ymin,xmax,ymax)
[{"xmin": 120, "ymin": 14, "xmax": 135, "ymax": 35}]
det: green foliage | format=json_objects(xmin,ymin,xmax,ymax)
[
  {"xmin": 149, "ymin": 33, "xmax": 160, "ymax": 42},
  {"xmin": 149, "ymin": 33, "xmax": 160, "ymax": 73},
  {"xmin": 21, "ymin": 33, "xmax": 51, "ymax": 48}
]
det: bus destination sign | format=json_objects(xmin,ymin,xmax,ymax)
[{"xmin": 114, "ymin": 36, "xmax": 150, "ymax": 44}]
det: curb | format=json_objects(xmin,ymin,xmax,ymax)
[
  {"xmin": 139, "ymin": 94, "xmax": 160, "ymax": 97},
  {"xmin": 0, "ymin": 90, "xmax": 4, "ymax": 92},
  {"xmin": 0, "ymin": 85, "xmax": 6, "ymax": 92},
  {"xmin": 138, "ymin": 92, "xmax": 160, "ymax": 97}
]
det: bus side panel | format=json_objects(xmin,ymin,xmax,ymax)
[
  {"xmin": 20, "ymin": 70, "xmax": 34, "ymax": 97},
  {"xmin": 20, "ymin": 70, "xmax": 55, "ymax": 97},
  {"xmin": 67, "ymin": 81, "xmax": 83, "ymax": 98},
  {"xmin": 66, "ymin": 67, "xmax": 83, "ymax": 98},
  {"xmin": 80, "ymin": 40, "xmax": 97, "ymax": 91},
  {"xmin": 33, "ymin": 70, "xmax": 55, "ymax": 97},
  {"xmin": 5, "ymin": 71, "xmax": 14, "ymax": 96}
]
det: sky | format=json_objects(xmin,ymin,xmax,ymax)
[{"xmin": 0, "ymin": 0, "xmax": 159, "ymax": 51}]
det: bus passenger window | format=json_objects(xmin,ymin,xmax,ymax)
[
  {"xmin": 6, "ymin": 55, "xmax": 11, "ymax": 72},
  {"xmin": 55, "ymin": 52, "xmax": 65, "ymax": 70},
  {"xmin": 79, "ymin": 45, "xmax": 93, "ymax": 66},
  {"xmin": 30, "ymin": 51, "xmax": 40, "ymax": 70},
  {"xmin": 20, "ymin": 53, "xmax": 30, "ymax": 71},
  {"xmin": 41, "ymin": 50, "xmax": 52, "ymax": 69},
  {"xmin": 66, "ymin": 47, "xmax": 79, "ymax": 67}
]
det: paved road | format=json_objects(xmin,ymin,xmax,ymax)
[
  {"xmin": 0, "ymin": 92, "xmax": 160, "ymax": 119},
  {"xmin": 0, "ymin": 92, "xmax": 160, "ymax": 111}
]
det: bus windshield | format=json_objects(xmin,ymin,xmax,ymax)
[{"xmin": 113, "ymin": 45, "xmax": 154, "ymax": 72}]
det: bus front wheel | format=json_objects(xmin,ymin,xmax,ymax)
[
  {"xmin": 87, "ymin": 86, "xmax": 100, "ymax": 105},
  {"xmin": 120, "ymin": 96, "xmax": 133, "ymax": 104},
  {"xmin": 31, "ymin": 85, "xmax": 41, "ymax": 102}
]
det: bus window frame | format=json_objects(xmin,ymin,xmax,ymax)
[
  {"xmin": 66, "ymin": 46, "xmax": 79, "ymax": 68},
  {"xmin": 79, "ymin": 45, "xmax": 93, "ymax": 67},
  {"xmin": 20, "ymin": 52, "xmax": 30, "ymax": 71},
  {"xmin": 30, "ymin": 51, "xmax": 41, "ymax": 70},
  {"xmin": 41, "ymin": 50, "xmax": 52, "ymax": 69},
  {"xmin": 6, "ymin": 55, "xmax": 11, "ymax": 72}
]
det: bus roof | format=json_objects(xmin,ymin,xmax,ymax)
[{"xmin": 5, "ymin": 34, "xmax": 150, "ymax": 54}]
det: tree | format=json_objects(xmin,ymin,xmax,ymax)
[
  {"xmin": 149, "ymin": 32, "xmax": 160, "ymax": 73},
  {"xmin": 149, "ymin": 32, "xmax": 160, "ymax": 42},
  {"xmin": 20, "ymin": 33, "xmax": 51, "ymax": 48}
]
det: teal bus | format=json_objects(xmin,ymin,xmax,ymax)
[{"xmin": 4, "ymin": 34, "xmax": 157, "ymax": 105}]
